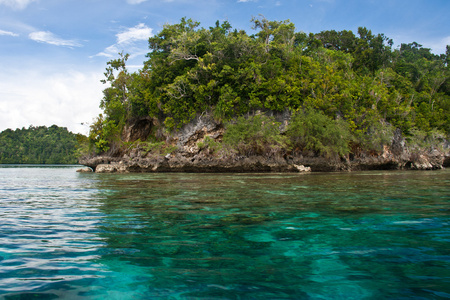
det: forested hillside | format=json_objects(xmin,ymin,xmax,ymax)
[
  {"xmin": 89, "ymin": 17, "xmax": 449, "ymax": 157},
  {"xmin": 0, "ymin": 125, "xmax": 84, "ymax": 164}
]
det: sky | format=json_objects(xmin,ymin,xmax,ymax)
[{"xmin": 0, "ymin": 0, "xmax": 449, "ymax": 135}]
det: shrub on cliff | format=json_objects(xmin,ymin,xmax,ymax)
[
  {"xmin": 223, "ymin": 115, "xmax": 286, "ymax": 156},
  {"xmin": 406, "ymin": 128, "xmax": 447, "ymax": 153},
  {"xmin": 286, "ymin": 109, "xmax": 352, "ymax": 157},
  {"xmin": 353, "ymin": 121, "xmax": 395, "ymax": 153},
  {"xmin": 197, "ymin": 136, "xmax": 222, "ymax": 155}
]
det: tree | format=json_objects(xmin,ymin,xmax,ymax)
[
  {"xmin": 88, "ymin": 17, "xmax": 449, "ymax": 157},
  {"xmin": 101, "ymin": 52, "xmax": 131, "ymax": 123}
]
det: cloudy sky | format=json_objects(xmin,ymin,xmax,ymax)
[{"xmin": 0, "ymin": 0, "xmax": 449, "ymax": 134}]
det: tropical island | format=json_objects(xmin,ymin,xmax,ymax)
[
  {"xmin": 80, "ymin": 17, "xmax": 450, "ymax": 172},
  {"xmin": 0, "ymin": 125, "xmax": 85, "ymax": 164}
]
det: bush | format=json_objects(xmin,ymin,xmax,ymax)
[
  {"xmin": 406, "ymin": 128, "xmax": 446, "ymax": 152},
  {"xmin": 286, "ymin": 108, "xmax": 351, "ymax": 157},
  {"xmin": 355, "ymin": 120, "xmax": 395, "ymax": 152},
  {"xmin": 197, "ymin": 136, "xmax": 222, "ymax": 154},
  {"xmin": 141, "ymin": 141, "xmax": 178, "ymax": 155},
  {"xmin": 223, "ymin": 114, "xmax": 286, "ymax": 156},
  {"xmin": 88, "ymin": 115, "xmax": 122, "ymax": 154}
]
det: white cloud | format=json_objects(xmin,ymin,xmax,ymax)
[
  {"xmin": 94, "ymin": 23, "xmax": 153, "ymax": 59},
  {"xmin": 94, "ymin": 45, "xmax": 120, "ymax": 58},
  {"xmin": 0, "ymin": 0, "xmax": 35, "ymax": 9},
  {"xmin": 0, "ymin": 68, "xmax": 103, "ymax": 135},
  {"xmin": 237, "ymin": 0, "xmax": 256, "ymax": 2},
  {"xmin": 29, "ymin": 31, "xmax": 81, "ymax": 47},
  {"xmin": 116, "ymin": 23, "xmax": 153, "ymax": 45},
  {"xmin": 0, "ymin": 29, "xmax": 19, "ymax": 36}
]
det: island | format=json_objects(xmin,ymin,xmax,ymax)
[
  {"xmin": 0, "ymin": 125, "xmax": 84, "ymax": 165},
  {"xmin": 79, "ymin": 17, "xmax": 450, "ymax": 172}
]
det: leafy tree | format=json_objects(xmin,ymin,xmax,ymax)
[{"xmin": 101, "ymin": 52, "xmax": 131, "ymax": 123}]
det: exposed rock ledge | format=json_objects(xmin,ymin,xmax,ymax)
[
  {"xmin": 79, "ymin": 114, "xmax": 449, "ymax": 173},
  {"xmin": 80, "ymin": 149, "xmax": 449, "ymax": 173},
  {"xmin": 82, "ymin": 154, "xmax": 316, "ymax": 173}
]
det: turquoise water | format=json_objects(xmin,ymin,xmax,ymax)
[{"xmin": 0, "ymin": 166, "xmax": 449, "ymax": 299}]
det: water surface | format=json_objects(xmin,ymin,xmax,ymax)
[{"xmin": 0, "ymin": 166, "xmax": 449, "ymax": 299}]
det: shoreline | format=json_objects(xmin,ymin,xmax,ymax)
[
  {"xmin": 79, "ymin": 150, "xmax": 449, "ymax": 173},
  {"xmin": 79, "ymin": 115, "xmax": 450, "ymax": 174}
]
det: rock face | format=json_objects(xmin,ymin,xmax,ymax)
[
  {"xmin": 76, "ymin": 167, "xmax": 93, "ymax": 173},
  {"xmin": 79, "ymin": 116, "xmax": 450, "ymax": 173},
  {"xmin": 122, "ymin": 117, "xmax": 154, "ymax": 142}
]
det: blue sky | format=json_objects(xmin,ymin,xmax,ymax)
[{"xmin": 1, "ymin": 0, "xmax": 449, "ymax": 134}]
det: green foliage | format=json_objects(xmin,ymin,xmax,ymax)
[
  {"xmin": 74, "ymin": 134, "xmax": 90, "ymax": 158},
  {"xmin": 88, "ymin": 114, "xmax": 122, "ymax": 154},
  {"xmin": 286, "ymin": 109, "xmax": 352, "ymax": 157},
  {"xmin": 406, "ymin": 128, "xmax": 447, "ymax": 152},
  {"xmin": 223, "ymin": 115, "xmax": 286, "ymax": 156},
  {"xmin": 140, "ymin": 141, "xmax": 178, "ymax": 156},
  {"xmin": 355, "ymin": 121, "xmax": 395, "ymax": 152},
  {"xmin": 100, "ymin": 52, "xmax": 131, "ymax": 123},
  {"xmin": 0, "ymin": 125, "xmax": 82, "ymax": 164},
  {"xmin": 197, "ymin": 136, "xmax": 222, "ymax": 154},
  {"xmin": 91, "ymin": 17, "xmax": 449, "ymax": 155}
]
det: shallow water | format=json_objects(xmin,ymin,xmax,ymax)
[{"xmin": 0, "ymin": 166, "xmax": 449, "ymax": 299}]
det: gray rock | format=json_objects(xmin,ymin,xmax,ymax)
[
  {"xmin": 81, "ymin": 114, "xmax": 449, "ymax": 173},
  {"xmin": 294, "ymin": 164, "xmax": 311, "ymax": 172},
  {"xmin": 96, "ymin": 164, "xmax": 118, "ymax": 173}
]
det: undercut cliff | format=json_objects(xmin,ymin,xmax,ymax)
[{"xmin": 79, "ymin": 114, "xmax": 449, "ymax": 173}]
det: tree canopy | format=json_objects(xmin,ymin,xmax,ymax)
[
  {"xmin": 91, "ymin": 16, "xmax": 449, "ymax": 155},
  {"xmin": 0, "ymin": 125, "xmax": 84, "ymax": 164}
]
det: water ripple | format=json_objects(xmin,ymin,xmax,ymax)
[{"xmin": 1, "ymin": 167, "xmax": 449, "ymax": 299}]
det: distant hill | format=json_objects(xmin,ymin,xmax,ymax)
[{"xmin": 0, "ymin": 125, "xmax": 85, "ymax": 164}]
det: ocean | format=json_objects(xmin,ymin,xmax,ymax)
[{"xmin": 0, "ymin": 165, "xmax": 449, "ymax": 299}]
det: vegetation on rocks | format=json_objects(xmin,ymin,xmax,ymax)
[
  {"xmin": 87, "ymin": 16, "xmax": 449, "ymax": 159},
  {"xmin": 223, "ymin": 115, "xmax": 286, "ymax": 156}
]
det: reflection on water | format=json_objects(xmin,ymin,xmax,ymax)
[
  {"xmin": 0, "ymin": 167, "xmax": 107, "ymax": 299},
  {"xmin": 0, "ymin": 167, "xmax": 449, "ymax": 299}
]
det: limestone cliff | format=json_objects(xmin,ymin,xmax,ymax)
[{"xmin": 79, "ymin": 115, "xmax": 450, "ymax": 173}]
